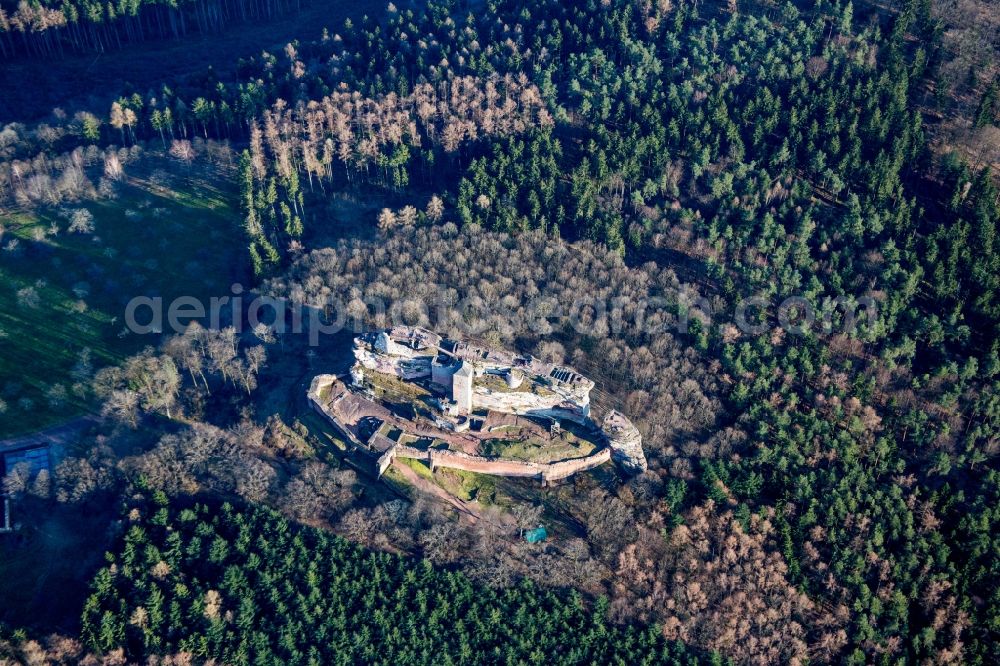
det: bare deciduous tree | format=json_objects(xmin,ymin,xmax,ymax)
[{"xmin": 68, "ymin": 208, "xmax": 94, "ymax": 234}]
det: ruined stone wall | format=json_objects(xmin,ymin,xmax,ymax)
[
  {"xmin": 391, "ymin": 447, "xmax": 612, "ymax": 482},
  {"xmin": 307, "ymin": 375, "xmax": 336, "ymax": 413},
  {"xmin": 393, "ymin": 445, "xmax": 430, "ymax": 461},
  {"xmin": 542, "ymin": 448, "xmax": 612, "ymax": 480},
  {"xmin": 307, "ymin": 375, "xmax": 366, "ymax": 450},
  {"xmin": 429, "ymin": 450, "xmax": 544, "ymax": 479},
  {"xmin": 376, "ymin": 450, "xmax": 395, "ymax": 476},
  {"xmin": 309, "ymin": 372, "xmax": 630, "ymax": 483}
]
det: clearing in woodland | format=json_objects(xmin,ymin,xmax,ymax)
[{"xmin": 0, "ymin": 157, "xmax": 244, "ymax": 436}]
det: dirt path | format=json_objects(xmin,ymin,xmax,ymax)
[{"xmin": 390, "ymin": 459, "xmax": 483, "ymax": 523}]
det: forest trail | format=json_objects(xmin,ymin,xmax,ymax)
[{"xmin": 390, "ymin": 458, "xmax": 483, "ymax": 524}]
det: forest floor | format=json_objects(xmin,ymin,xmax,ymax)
[
  {"xmin": 0, "ymin": 0, "xmax": 390, "ymax": 122},
  {"xmin": 0, "ymin": 499, "xmax": 118, "ymax": 633}
]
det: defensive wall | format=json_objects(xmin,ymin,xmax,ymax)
[
  {"xmin": 308, "ymin": 374, "xmax": 613, "ymax": 481},
  {"xmin": 392, "ymin": 444, "xmax": 612, "ymax": 482}
]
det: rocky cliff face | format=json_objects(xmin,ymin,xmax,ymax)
[
  {"xmin": 602, "ymin": 410, "xmax": 647, "ymax": 474},
  {"xmin": 354, "ymin": 346, "xmax": 431, "ymax": 379},
  {"xmin": 473, "ymin": 385, "xmax": 564, "ymax": 413}
]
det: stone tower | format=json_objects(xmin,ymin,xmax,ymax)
[{"xmin": 452, "ymin": 361, "xmax": 474, "ymax": 413}]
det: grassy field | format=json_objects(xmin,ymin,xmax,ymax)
[
  {"xmin": 433, "ymin": 466, "xmax": 498, "ymax": 503},
  {"xmin": 395, "ymin": 457, "xmax": 498, "ymax": 504},
  {"xmin": 0, "ymin": 157, "xmax": 244, "ymax": 437},
  {"xmin": 380, "ymin": 464, "xmax": 415, "ymax": 496},
  {"xmin": 398, "ymin": 455, "xmax": 436, "ymax": 482}
]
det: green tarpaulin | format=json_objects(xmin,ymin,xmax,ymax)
[{"xmin": 524, "ymin": 526, "xmax": 547, "ymax": 543}]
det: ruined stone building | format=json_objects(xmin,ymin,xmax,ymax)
[{"xmin": 309, "ymin": 327, "xmax": 648, "ymax": 482}]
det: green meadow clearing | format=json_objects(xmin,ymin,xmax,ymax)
[{"xmin": 0, "ymin": 159, "xmax": 245, "ymax": 437}]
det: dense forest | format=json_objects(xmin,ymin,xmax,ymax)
[
  {"xmin": 2, "ymin": 0, "xmax": 1000, "ymax": 663},
  {"xmin": 65, "ymin": 491, "xmax": 705, "ymax": 665},
  {"xmin": 0, "ymin": 0, "xmax": 308, "ymax": 58}
]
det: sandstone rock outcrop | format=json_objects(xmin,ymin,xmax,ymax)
[{"xmin": 602, "ymin": 410, "xmax": 647, "ymax": 473}]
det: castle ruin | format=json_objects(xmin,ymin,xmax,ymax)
[{"xmin": 308, "ymin": 327, "xmax": 647, "ymax": 484}]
